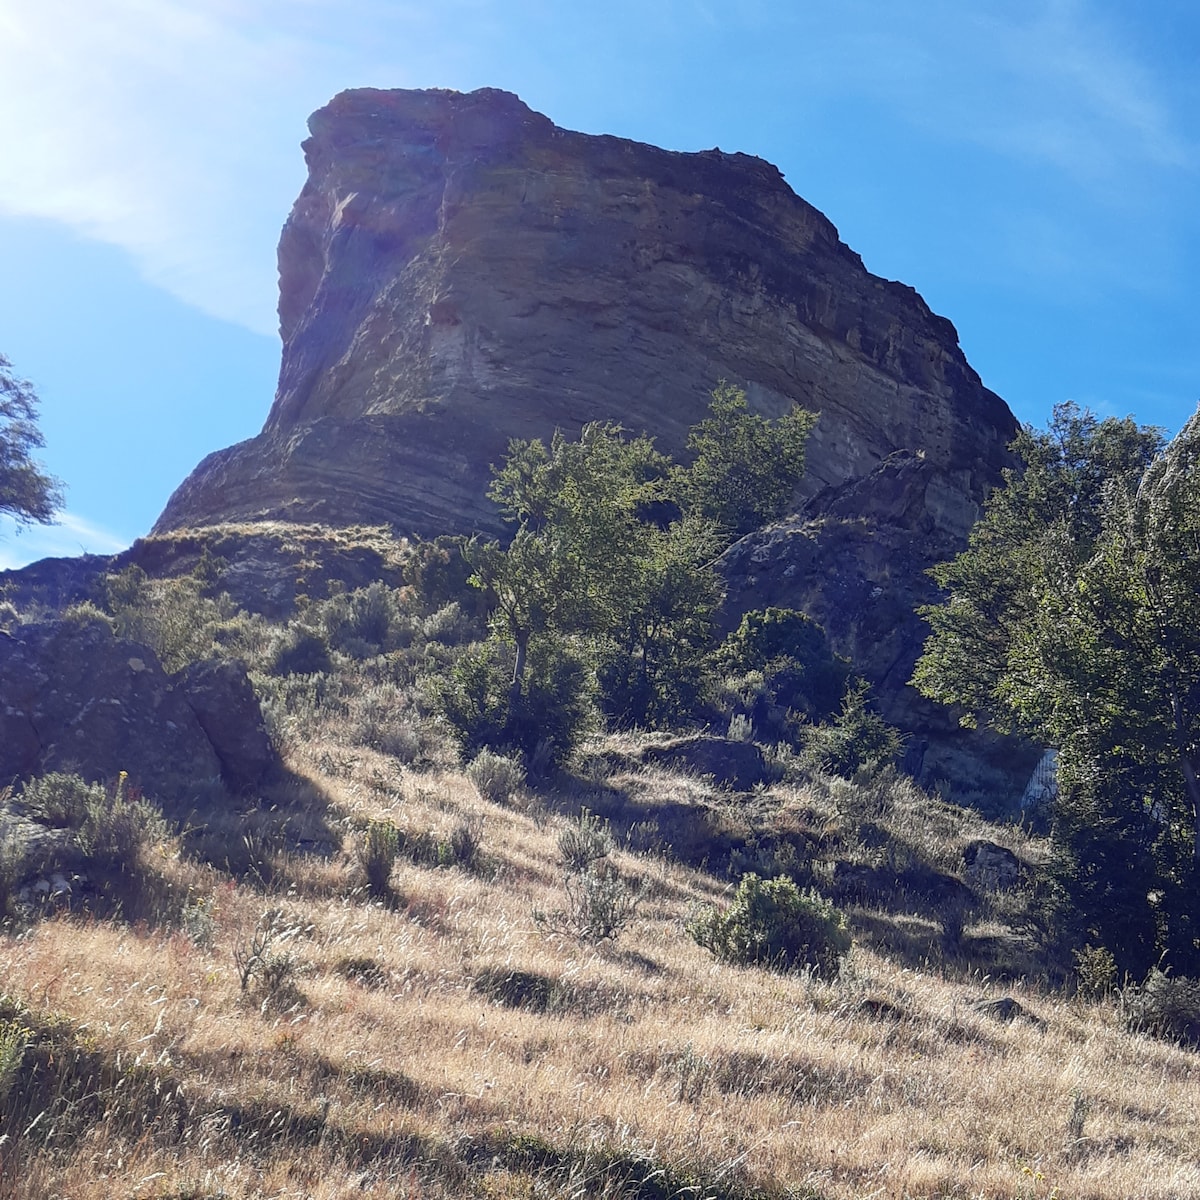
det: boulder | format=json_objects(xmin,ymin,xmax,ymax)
[
  {"xmin": 176, "ymin": 658, "xmax": 279, "ymax": 792},
  {"xmin": 0, "ymin": 616, "xmax": 274, "ymax": 809},
  {"xmin": 155, "ymin": 87, "xmax": 1017, "ymax": 542},
  {"xmin": 962, "ymin": 840, "xmax": 1022, "ymax": 891},
  {"xmin": 641, "ymin": 736, "xmax": 768, "ymax": 791}
]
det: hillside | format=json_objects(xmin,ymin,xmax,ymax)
[{"xmin": 2, "ymin": 559, "xmax": 1199, "ymax": 1199}]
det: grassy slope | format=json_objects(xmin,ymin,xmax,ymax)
[{"xmin": 2, "ymin": 729, "xmax": 1198, "ymax": 1200}]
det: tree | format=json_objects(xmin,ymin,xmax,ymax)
[
  {"xmin": 675, "ymin": 382, "xmax": 817, "ymax": 540},
  {"xmin": 455, "ymin": 420, "xmax": 723, "ymax": 762},
  {"xmin": 913, "ymin": 402, "xmax": 1200, "ymax": 973},
  {"xmin": 1, "ymin": 353, "xmax": 62, "ymax": 527}
]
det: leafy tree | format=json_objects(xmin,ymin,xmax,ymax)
[
  {"xmin": 913, "ymin": 403, "xmax": 1163, "ymax": 728},
  {"xmin": 1, "ymin": 353, "xmax": 62, "ymax": 528},
  {"xmin": 716, "ymin": 606, "xmax": 850, "ymax": 723},
  {"xmin": 465, "ymin": 420, "xmax": 725, "ymax": 739},
  {"xmin": 914, "ymin": 402, "xmax": 1200, "ymax": 973},
  {"xmin": 675, "ymin": 382, "xmax": 817, "ymax": 540}
]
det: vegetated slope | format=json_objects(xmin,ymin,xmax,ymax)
[{"xmin": 2, "ymin": 725, "xmax": 1198, "ymax": 1199}]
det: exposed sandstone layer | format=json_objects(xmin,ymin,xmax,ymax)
[{"xmin": 155, "ymin": 86, "xmax": 1017, "ymax": 539}]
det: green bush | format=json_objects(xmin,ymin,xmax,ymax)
[
  {"xmin": 19, "ymin": 772, "xmax": 166, "ymax": 876},
  {"xmin": 435, "ymin": 635, "xmax": 594, "ymax": 769},
  {"xmin": 466, "ymin": 749, "xmax": 526, "ymax": 803},
  {"xmin": 557, "ymin": 809, "xmax": 614, "ymax": 874},
  {"xmin": 799, "ymin": 679, "xmax": 902, "ymax": 777},
  {"xmin": 1123, "ymin": 969, "xmax": 1200, "ymax": 1046},
  {"xmin": 103, "ymin": 564, "xmax": 247, "ymax": 673},
  {"xmin": 305, "ymin": 581, "xmax": 417, "ymax": 658},
  {"xmin": 717, "ymin": 607, "xmax": 850, "ymax": 723},
  {"xmin": 19, "ymin": 772, "xmax": 100, "ymax": 828},
  {"xmin": 688, "ymin": 873, "xmax": 850, "ymax": 976},
  {"xmin": 266, "ymin": 627, "xmax": 333, "ymax": 677},
  {"xmin": 357, "ymin": 820, "xmax": 400, "ymax": 898}
]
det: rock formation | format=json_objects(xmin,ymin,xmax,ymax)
[
  {"xmin": 155, "ymin": 86, "xmax": 1017, "ymax": 541},
  {"xmin": 0, "ymin": 615, "xmax": 278, "ymax": 805}
]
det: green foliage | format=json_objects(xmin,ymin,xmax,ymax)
[
  {"xmin": 434, "ymin": 635, "xmax": 595, "ymax": 768},
  {"xmin": 19, "ymin": 771, "xmax": 167, "ymax": 877},
  {"xmin": 0, "ymin": 353, "xmax": 62, "ymax": 528},
  {"xmin": 466, "ymin": 749, "xmax": 526, "ymax": 803},
  {"xmin": 302, "ymin": 580, "xmax": 417, "ymax": 657},
  {"xmin": 19, "ymin": 771, "xmax": 100, "ymax": 828},
  {"xmin": 688, "ymin": 873, "xmax": 850, "ymax": 976},
  {"xmin": 1123, "ymin": 969, "xmax": 1200, "ymax": 1046},
  {"xmin": 718, "ymin": 607, "xmax": 850, "ymax": 723},
  {"xmin": 800, "ymin": 679, "xmax": 903, "ymax": 777},
  {"xmin": 675, "ymin": 382, "xmax": 816, "ymax": 540},
  {"xmin": 266, "ymin": 627, "xmax": 333, "ymax": 676},
  {"xmin": 103, "ymin": 564, "xmax": 252, "ymax": 674},
  {"xmin": 1074, "ymin": 944, "xmax": 1118, "ymax": 1000},
  {"xmin": 467, "ymin": 414, "xmax": 730, "ymax": 734},
  {"xmin": 558, "ymin": 809, "xmax": 615, "ymax": 873},
  {"xmin": 913, "ymin": 402, "xmax": 1165, "ymax": 728},
  {"xmin": 357, "ymin": 820, "xmax": 400, "ymax": 897},
  {"xmin": 915, "ymin": 402, "xmax": 1200, "ymax": 975}
]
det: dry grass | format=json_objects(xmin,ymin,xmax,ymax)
[{"xmin": 2, "ymin": 738, "xmax": 1198, "ymax": 1199}]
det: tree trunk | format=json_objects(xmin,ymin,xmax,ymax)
[
  {"xmin": 509, "ymin": 628, "xmax": 529, "ymax": 719},
  {"xmin": 1182, "ymin": 756, "xmax": 1200, "ymax": 864}
]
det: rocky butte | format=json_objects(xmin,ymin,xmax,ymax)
[
  {"xmin": 157, "ymin": 86, "xmax": 1016, "ymax": 539},
  {"xmin": 148, "ymin": 87, "xmax": 1028, "ymax": 796}
]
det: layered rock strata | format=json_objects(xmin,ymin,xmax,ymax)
[{"xmin": 156, "ymin": 86, "xmax": 1017, "ymax": 539}]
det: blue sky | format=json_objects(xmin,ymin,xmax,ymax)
[{"xmin": 1, "ymin": 0, "xmax": 1197, "ymax": 567}]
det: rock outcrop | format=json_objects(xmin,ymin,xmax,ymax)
[
  {"xmin": 717, "ymin": 452, "xmax": 1041, "ymax": 799},
  {"xmin": 0, "ymin": 616, "xmax": 278, "ymax": 807},
  {"xmin": 155, "ymin": 86, "xmax": 1017, "ymax": 540}
]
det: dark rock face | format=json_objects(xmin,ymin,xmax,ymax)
[
  {"xmin": 718, "ymin": 452, "xmax": 1040, "ymax": 800},
  {"xmin": 176, "ymin": 659, "xmax": 277, "ymax": 792},
  {"xmin": 641, "ymin": 735, "xmax": 768, "ymax": 792},
  {"xmin": 0, "ymin": 617, "xmax": 277, "ymax": 806},
  {"xmin": 155, "ymin": 86, "xmax": 1017, "ymax": 540}
]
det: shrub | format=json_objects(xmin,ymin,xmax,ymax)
[
  {"xmin": 435, "ymin": 635, "xmax": 595, "ymax": 769},
  {"xmin": 799, "ymin": 679, "xmax": 903, "ymax": 777},
  {"xmin": 75, "ymin": 773, "xmax": 168, "ymax": 874},
  {"xmin": 443, "ymin": 817, "xmax": 484, "ymax": 871},
  {"xmin": 536, "ymin": 862, "xmax": 643, "ymax": 944},
  {"xmin": 19, "ymin": 772, "xmax": 100, "ymax": 828},
  {"xmin": 357, "ymin": 820, "xmax": 400, "ymax": 898},
  {"xmin": 20, "ymin": 771, "xmax": 167, "ymax": 877},
  {"xmin": 467, "ymin": 749, "xmax": 526, "ymax": 803},
  {"xmin": 688, "ymin": 873, "xmax": 850, "ymax": 976},
  {"xmin": 1122, "ymin": 969, "xmax": 1200, "ymax": 1045},
  {"xmin": 103, "ymin": 563, "xmax": 245, "ymax": 673},
  {"xmin": 306, "ymin": 581, "xmax": 417, "ymax": 657},
  {"xmin": 558, "ymin": 809, "xmax": 614, "ymax": 874},
  {"xmin": 1075, "ymin": 943, "xmax": 1119, "ymax": 1000},
  {"xmin": 717, "ymin": 607, "xmax": 850, "ymax": 723},
  {"xmin": 266, "ymin": 627, "xmax": 334, "ymax": 677},
  {"xmin": 233, "ymin": 907, "xmax": 304, "ymax": 1007}
]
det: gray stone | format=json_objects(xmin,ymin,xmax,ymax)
[
  {"xmin": 155, "ymin": 87, "xmax": 1017, "ymax": 543},
  {"xmin": 962, "ymin": 840, "xmax": 1022, "ymax": 891},
  {"xmin": 641, "ymin": 736, "xmax": 768, "ymax": 791},
  {"xmin": 176, "ymin": 658, "xmax": 279, "ymax": 793}
]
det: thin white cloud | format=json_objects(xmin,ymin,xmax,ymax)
[
  {"xmin": 0, "ymin": 511, "xmax": 130, "ymax": 571},
  {"xmin": 795, "ymin": 0, "xmax": 1193, "ymax": 187},
  {"xmin": 0, "ymin": 0, "xmax": 1192, "ymax": 335}
]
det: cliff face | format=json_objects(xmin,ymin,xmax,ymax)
[{"xmin": 155, "ymin": 86, "xmax": 1017, "ymax": 538}]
